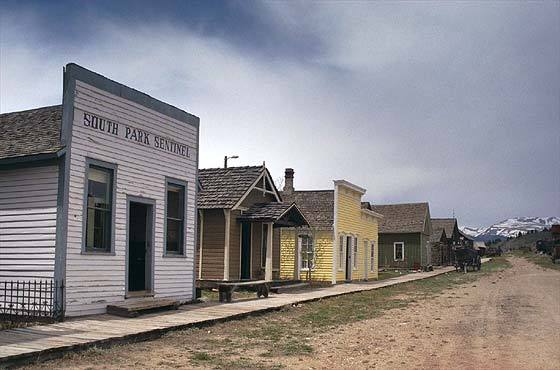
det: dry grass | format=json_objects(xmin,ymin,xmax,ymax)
[{"xmin": 23, "ymin": 258, "xmax": 510, "ymax": 370}]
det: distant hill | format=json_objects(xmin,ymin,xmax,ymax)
[
  {"xmin": 496, "ymin": 229, "xmax": 553, "ymax": 251},
  {"xmin": 460, "ymin": 217, "xmax": 560, "ymax": 242}
]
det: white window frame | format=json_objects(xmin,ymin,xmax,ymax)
[
  {"xmin": 370, "ymin": 241, "xmax": 375, "ymax": 272},
  {"xmin": 394, "ymin": 242, "xmax": 405, "ymax": 261},
  {"xmin": 299, "ymin": 234, "xmax": 314, "ymax": 271}
]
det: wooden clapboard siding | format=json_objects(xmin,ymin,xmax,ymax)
[
  {"xmin": 199, "ymin": 209, "xmax": 224, "ymax": 280},
  {"xmin": 273, "ymin": 227, "xmax": 280, "ymax": 279},
  {"xmin": 334, "ymin": 187, "xmax": 379, "ymax": 282},
  {"xmin": 0, "ymin": 165, "xmax": 59, "ymax": 281},
  {"xmin": 64, "ymin": 80, "xmax": 198, "ymax": 316},
  {"xmin": 280, "ymin": 229, "xmax": 334, "ymax": 282}
]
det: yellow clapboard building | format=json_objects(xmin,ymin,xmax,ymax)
[{"xmin": 280, "ymin": 169, "xmax": 383, "ymax": 283}]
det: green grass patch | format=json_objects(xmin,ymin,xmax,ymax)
[
  {"xmin": 511, "ymin": 250, "xmax": 560, "ymax": 271},
  {"xmin": 377, "ymin": 269, "xmax": 411, "ymax": 280}
]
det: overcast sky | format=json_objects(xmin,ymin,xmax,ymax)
[{"xmin": 1, "ymin": 1, "xmax": 559, "ymax": 227}]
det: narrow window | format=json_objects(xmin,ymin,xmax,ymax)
[
  {"xmin": 261, "ymin": 224, "xmax": 268, "ymax": 268},
  {"xmin": 394, "ymin": 242, "xmax": 404, "ymax": 261},
  {"xmin": 353, "ymin": 237, "xmax": 358, "ymax": 269},
  {"xmin": 85, "ymin": 165, "xmax": 113, "ymax": 252},
  {"xmin": 364, "ymin": 240, "xmax": 369, "ymax": 272},
  {"xmin": 166, "ymin": 182, "xmax": 185, "ymax": 254},
  {"xmin": 299, "ymin": 235, "xmax": 314, "ymax": 270},
  {"xmin": 338, "ymin": 235, "xmax": 344, "ymax": 270},
  {"xmin": 370, "ymin": 241, "xmax": 375, "ymax": 272}
]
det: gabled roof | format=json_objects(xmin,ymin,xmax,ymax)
[
  {"xmin": 430, "ymin": 227, "xmax": 447, "ymax": 243},
  {"xmin": 0, "ymin": 105, "xmax": 63, "ymax": 161},
  {"xmin": 431, "ymin": 218, "xmax": 458, "ymax": 239},
  {"xmin": 371, "ymin": 202, "xmax": 430, "ymax": 234},
  {"xmin": 237, "ymin": 202, "xmax": 309, "ymax": 227},
  {"xmin": 198, "ymin": 166, "xmax": 280, "ymax": 209},
  {"xmin": 281, "ymin": 190, "xmax": 334, "ymax": 229}
]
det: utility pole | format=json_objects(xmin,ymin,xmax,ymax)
[{"xmin": 224, "ymin": 155, "xmax": 239, "ymax": 168}]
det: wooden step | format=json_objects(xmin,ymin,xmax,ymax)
[{"xmin": 106, "ymin": 298, "xmax": 180, "ymax": 318}]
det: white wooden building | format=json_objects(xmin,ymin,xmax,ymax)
[{"xmin": 0, "ymin": 63, "xmax": 199, "ymax": 317}]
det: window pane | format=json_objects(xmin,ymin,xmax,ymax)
[
  {"xmin": 88, "ymin": 167, "xmax": 112, "ymax": 210},
  {"xmin": 166, "ymin": 183, "xmax": 185, "ymax": 254},
  {"xmin": 85, "ymin": 165, "xmax": 113, "ymax": 251},
  {"xmin": 166, "ymin": 219, "xmax": 182, "ymax": 253},
  {"xmin": 167, "ymin": 184, "xmax": 184, "ymax": 219}
]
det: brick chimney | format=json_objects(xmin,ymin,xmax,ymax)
[{"xmin": 284, "ymin": 168, "xmax": 294, "ymax": 195}]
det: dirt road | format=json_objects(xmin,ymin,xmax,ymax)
[
  {"xmin": 284, "ymin": 257, "xmax": 560, "ymax": 370},
  {"xmin": 24, "ymin": 257, "xmax": 559, "ymax": 370}
]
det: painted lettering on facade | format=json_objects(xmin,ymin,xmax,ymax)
[{"xmin": 82, "ymin": 111, "xmax": 191, "ymax": 158}]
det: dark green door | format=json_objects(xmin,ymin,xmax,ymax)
[
  {"xmin": 128, "ymin": 202, "xmax": 149, "ymax": 292},
  {"xmin": 241, "ymin": 223, "xmax": 251, "ymax": 280}
]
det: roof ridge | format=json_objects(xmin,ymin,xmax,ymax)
[
  {"xmin": 199, "ymin": 165, "xmax": 264, "ymax": 171},
  {"xmin": 373, "ymin": 202, "xmax": 429, "ymax": 207}
]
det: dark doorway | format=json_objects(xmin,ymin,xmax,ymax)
[
  {"xmin": 128, "ymin": 201, "xmax": 153, "ymax": 293},
  {"xmin": 241, "ymin": 222, "xmax": 251, "ymax": 280},
  {"xmin": 345, "ymin": 236, "xmax": 352, "ymax": 281}
]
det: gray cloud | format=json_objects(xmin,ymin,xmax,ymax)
[{"xmin": 1, "ymin": 2, "xmax": 558, "ymax": 227}]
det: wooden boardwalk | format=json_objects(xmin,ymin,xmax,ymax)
[{"xmin": 0, "ymin": 265, "xmax": 465, "ymax": 366}]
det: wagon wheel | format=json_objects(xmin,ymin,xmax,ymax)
[{"xmin": 256, "ymin": 286, "xmax": 264, "ymax": 298}]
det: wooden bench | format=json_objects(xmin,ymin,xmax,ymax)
[{"xmin": 217, "ymin": 281, "xmax": 271, "ymax": 303}]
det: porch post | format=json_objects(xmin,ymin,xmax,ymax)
[
  {"xmin": 198, "ymin": 210, "xmax": 204, "ymax": 279},
  {"xmin": 223, "ymin": 209, "xmax": 231, "ymax": 280},
  {"xmin": 265, "ymin": 222, "xmax": 273, "ymax": 281}
]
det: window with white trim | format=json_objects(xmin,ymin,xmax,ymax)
[
  {"xmin": 299, "ymin": 235, "xmax": 314, "ymax": 270},
  {"xmin": 85, "ymin": 165, "xmax": 114, "ymax": 252},
  {"xmin": 353, "ymin": 236, "xmax": 358, "ymax": 270},
  {"xmin": 394, "ymin": 242, "xmax": 404, "ymax": 261},
  {"xmin": 364, "ymin": 240, "xmax": 369, "ymax": 272},
  {"xmin": 166, "ymin": 182, "xmax": 185, "ymax": 255},
  {"xmin": 370, "ymin": 241, "xmax": 375, "ymax": 272},
  {"xmin": 338, "ymin": 235, "xmax": 344, "ymax": 270}
]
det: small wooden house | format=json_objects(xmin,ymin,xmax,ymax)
[
  {"xmin": 429, "ymin": 227, "xmax": 448, "ymax": 266},
  {"xmin": 430, "ymin": 218, "xmax": 460, "ymax": 265},
  {"xmin": 371, "ymin": 203, "xmax": 432, "ymax": 269},
  {"xmin": 0, "ymin": 64, "xmax": 199, "ymax": 317},
  {"xmin": 279, "ymin": 169, "xmax": 383, "ymax": 283},
  {"xmin": 196, "ymin": 165, "xmax": 308, "ymax": 282}
]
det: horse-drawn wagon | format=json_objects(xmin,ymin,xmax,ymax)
[{"xmin": 454, "ymin": 247, "xmax": 481, "ymax": 273}]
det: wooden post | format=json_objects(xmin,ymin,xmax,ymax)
[
  {"xmin": 265, "ymin": 222, "xmax": 273, "ymax": 281},
  {"xmin": 223, "ymin": 209, "xmax": 231, "ymax": 281},
  {"xmin": 198, "ymin": 210, "xmax": 204, "ymax": 279}
]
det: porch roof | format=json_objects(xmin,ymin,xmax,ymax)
[{"xmin": 237, "ymin": 202, "xmax": 309, "ymax": 227}]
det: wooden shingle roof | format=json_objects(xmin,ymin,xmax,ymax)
[
  {"xmin": 430, "ymin": 227, "xmax": 447, "ymax": 243},
  {"xmin": 237, "ymin": 202, "xmax": 309, "ymax": 227},
  {"xmin": 0, "ymin": 105, "xmax": 63, "ymax": 160},
  {"xmin": 431, "ymin": 218, "xmax": 457, "ymax": 239},
  {"xmin": 281, "ymin": 190, "xmax": 334, "ymax": 229},
  {"xmin": 371, "ymin": 202, "xmax": 429, "ymax": 234},
  {"xmin": 198, "ymin": 166, "xmax": 265, "ymax": 209}
]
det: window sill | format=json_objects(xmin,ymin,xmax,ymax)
[
  {"xmin": 81, "ymin": 251, "xmax": 115, "ymax": 256},
  {"xmin": 163, "ymin": 253, "xmax": 188, "ymax": 258}
]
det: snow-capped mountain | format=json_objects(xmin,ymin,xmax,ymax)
[{"xmin": 460, "ymin": 217, "xmax": 560, "ymax": 241}]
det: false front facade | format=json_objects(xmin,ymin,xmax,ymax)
[{"xmin": 280, "ymin": 169, "xmax": 383, "ymax": 283}]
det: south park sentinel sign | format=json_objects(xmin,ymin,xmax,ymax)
[{"xmin": 81, "ymin": 111, "xmax": 192, "ymax": 158}]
